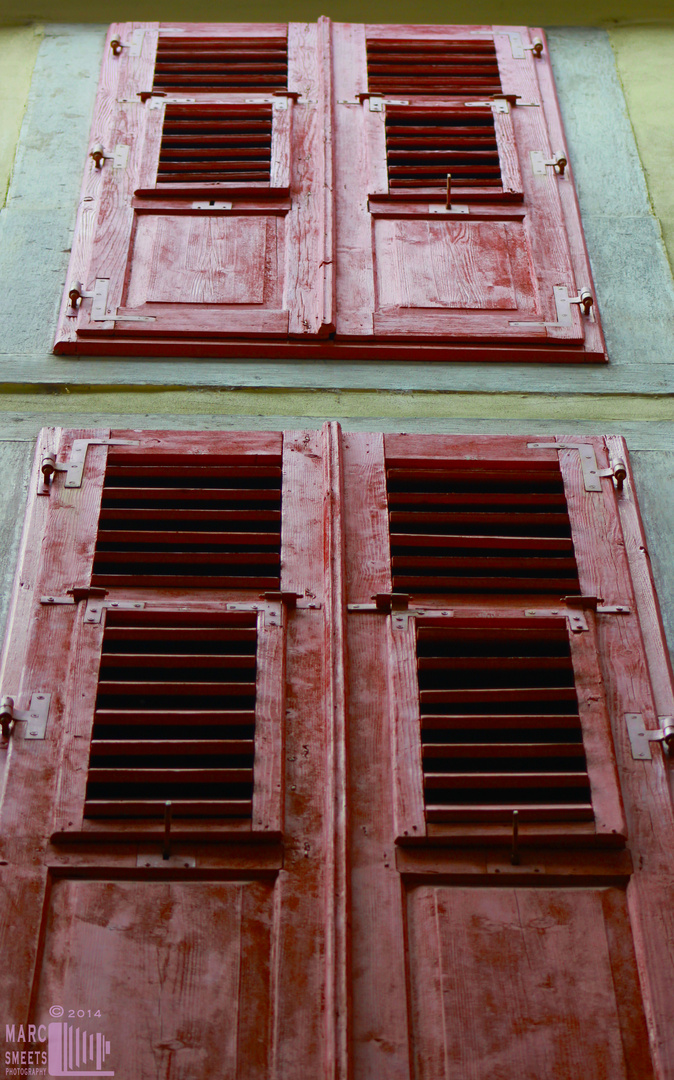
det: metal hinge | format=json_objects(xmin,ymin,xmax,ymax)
[
  {"xmin": 40, "ymin": 589, "xmax": 146, "ymax": 623},
  {"xmin": 531, "ymin": 150, "xmax": 567, "ymax": 176},
  {"xmin": 508, "ymin": 32, "xmax": 544, "ymax": 58},
  {"xmin": 109, "ymin": 28, "xmax": 144, "ymax": 56},
  {"xmin": 626, "ymin": 713, "xmax": 674, "ymax": 759},
  {"xmin": 39, "ymin": 437, "xmax": 139, "ymax": 492},
  {"xmin": 227, "ymin": 592, "xmax": 321, "ymax": 628},
  {"xmin": 527, "ymin": 442, "xmax": 625, "ymax": 494},
  {"xmin": 510, "ymin": 285, "xmax": 593, "ymax": 330},
  {"xmin": 90, "ymin": 143, "xmax": 129, "ymax": 170},
  {"xmin": 85, "ymin": 278, "xmax": 157, "ymax": 324},
  {"xmin": 0, "ymin": 693, "xmax": 51, "ymax": 741}
]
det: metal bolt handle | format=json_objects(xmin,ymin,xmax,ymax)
[
  {"xmin": 0, "ymin": 695, "xmax": 14, "ymax": 739},
  {"xmin": 90, "ymin": 143, "xmax": 108, "ymax": 169}
]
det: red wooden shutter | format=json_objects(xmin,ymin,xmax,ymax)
[
  {"xmin": 54, "ymin": 22, "xmax": 334, "ymax": 354},
  {"xmin": 342, "ymin": 430, "xmax": 673, "ymax": 1079},
  {"xmin": 5, "ymin": 428, "xmax": 674, "ymax": 1079},
  {"xmin": 334, "ymin": 24, "xmax": 605, "ymax": 360}
]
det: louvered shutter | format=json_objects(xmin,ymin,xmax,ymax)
[
  {"xmin": 334, "ymin": 24, "xmax": 605, "ymax": 360},
  {"xmin": 54, "ymin": 22, "xmax": 334, "ymax": 353},
  {"xmin": 25, "ymin": 430, "xmax": 286, "ymax": 839}
]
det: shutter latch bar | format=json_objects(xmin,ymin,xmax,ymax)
[
  {"xmin": 626, "ymin": 713, "xmax": 674, "ymax": 759},
  {"xmin": 0, "ymin": 693, "xmax": 51, "ymax": 741},
  {"xmin": 39, "ymin": 437, "xmax": 139, "ymax": 492}
]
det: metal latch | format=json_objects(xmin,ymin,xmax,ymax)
[
  {"xmin": 626, "ymin": 713, "xmax": 674, "ymax": 759},
  {"xmin": 192, "ymin": 201, "xmax": 233, "ymax": 210},
  {"xmin": 531, "ymin": 150, "xmax": 567, "ymax": 176},
  {"xmin": 39, "ymin": 437, "xmax": 139, "ymax": 491},
  {"xmin": 110, "ymin": 29, "xmax": 144, "ymax": 56},
  {"xmin": 0, "ymin": 693, "xmax": 51, "ymax": 740},
  {"xmin": 90, "ymin": 143, "xmax": 129, "ymax": 170}
]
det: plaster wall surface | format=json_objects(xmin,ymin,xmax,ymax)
[
  {"xmin": 609, "ymin": 25, "xmax": 674, "ymax": 274},
  {"xmin": 0, "ymin": 25, "xmax": 43, "ymax": 207}
]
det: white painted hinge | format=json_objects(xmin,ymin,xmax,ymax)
[
  {"xmin": 40, "ymin": 592, "xmax": 146, "ymax": 623},
  {"xmin": 90, "ymin": 143, "xmax": 129, "ymax": 170},
  {"xmin": 507, "ymin": 32, "xmax": 544, "ymax": 58},
  {"xmin": 626, "ymin": 713, "xmax": 674, "ymax": 759},
  {"xmin": 531, "ymin": 150, "xmax": 567, "ymax": 176},
  {"xmin": 0, "ymin": 692, "xmax": 51, "ymax": 740},
  {"xmin": 39, "ymin": 437, "xmax": 139, "ymax": 492},
  {"xmin": 88, "ymin": 278, "xmax": 157, "ymax": 323},
  {"xmin": 510, "ymin": 285, "xmax": 593, "ymax": 330},
  {"xmin": 110, "ymin": 28, "xmax": 145, "ymax": 56}
]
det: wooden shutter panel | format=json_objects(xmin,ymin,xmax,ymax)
[
  {"xmin": 335, "ymin": 24, "xmax": 605, "ymax": 360},
  {"xmin": 54, "ymin": 22, "xmax": 334, "ymax": 354}
]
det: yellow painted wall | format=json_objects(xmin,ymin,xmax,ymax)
[
  {"xmin": 0, "ymin": 389, "xmax": 671, "ymax": 422},
  {"xmin": 0, "ymin": 25, "xmax": 42, "ymax": 206},
  {"xmin": 609, "ymin": 25, "xmax": 674, "ymax": 274}
]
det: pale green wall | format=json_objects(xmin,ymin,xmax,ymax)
[
  {"xmin": 0, "ymin": 25, "xmax": 42, "ymax": 206},
  {"xmin": 609, "ymin": 25, "xmax": 674, "ymax": 274}
]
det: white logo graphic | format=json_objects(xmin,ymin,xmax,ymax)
[{"xmin": 47, "ymin": 1023, "xmax": 114, "ymax": 1077}]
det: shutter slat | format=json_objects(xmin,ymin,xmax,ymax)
[
  {"xmin": 425, "ymin": 805, "xmax": 594, "ymax": 823},
  {"xmin": 157, "ymin": 105, "xmax": 273, "ymax": 186},
  {"xmin": 89, "ymin": 767, "xmax": 253, "ymax": 783},
  {"xmin": 94, "ymin": 709, "xmax": 255, "ymax": 726},
  {"xmin": 420, "ymin": 713, "xmax": 582, "ymax": 731},
  {"xmin": 84, "ymin": 800, "xmax": 253, "ymax": 818},
  {"xmin": 424, "ymin": 772, "xmax": 590, "ymax": 789},
  {"xmin": 422, "ymin": 742, "xmax": 587, "ymax": 758},
  {"xmin": 100, "ymin": 653, "xmax": 257, "ymax": 669},
  {"xmin": 91, "ymin": 739, "xmax": 255, "ymax": 756}
]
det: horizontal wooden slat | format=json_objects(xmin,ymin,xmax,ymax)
[
  {"xmin": 100, "ymin": 653, "xmax": 256, "ymax": 669},
  {"xmin": 90, "ymin": 739, "xmax": 255, "ymax": 756},
  {"xmin": 97, "ymin": 681, "xmax": 256, "ymax": 695},
  {"xmin": 84, "ymin": 799, "xmax": 253, "ymax": 818},
  {"xmin": 94, "ymin": 709, "xmax": 255, "ymax": 726},
  {"xmin": 418, "ymin": 656, "xmax": 572, "ymax": 672},
  {"xmin": 100, "ymin": 508, "xmax": 280, "ymax": 522},
  {"xmin": 420, "ymin": 687, "xmax": 577, "ymax": 704},
  {"xmin": 89, "ymin": 767, "xmax": 253, "ymax": 783},
  {"xmin": 424, "ymin": 772, "xmax": 590, "ymax": 789},
  {"xmin": 97, "ymin": 530, "xmax": 279, "ymax": 546},
  {"xmin": 392, "ymin": 533, "xmax": 574, "ymax": 551},
  {"xmin": 102, "ymin": 487, "xmax": 280, "ymax": 502},
  {"xmin": 394, "ymin": 576, "xmax": 579, "ymax": 591},
  {"xmin": 94, "ymin": 551, "xmax": 279, "ymax": 566},
  {"xmin": 91, "ymin": 575, "xmax": 280, "ymax": 588},
  {"xmin": 420, "ymin": 713, "xmax": 582, "ymax": 731},
  {"xmin": 103, "ymin": 627, "xmax": 257, "ymax": 643},
  {"xmin": 422, "ymin": 743, "xmax": 587, "ymax": 758},
  {"xmin": 425, "ymin": 805, "xmax": 595, "ymax": 823}
]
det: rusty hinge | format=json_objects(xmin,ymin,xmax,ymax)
[
  {"xmin": 39, "ymin": 436, "xmax": 139, "ymax": 492},
  {"xmin": 0, "ymin": 692, "xmax": 51, "ymax": 741},
  {"xmin": 626, "ymin": 713, "xmax": 674, "ymax": 759}
]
